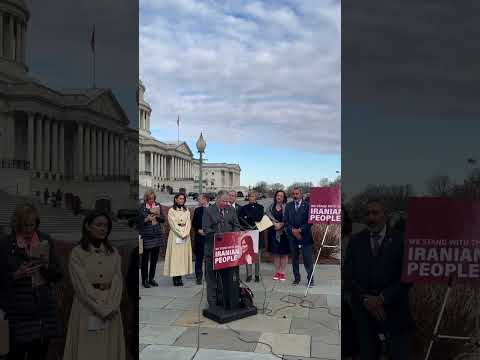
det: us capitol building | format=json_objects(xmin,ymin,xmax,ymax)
[
  {"xmin": 139, "ymin": 79, "xmax": 245, "ymax": 194},
  {"xmin": 0, "ymin": 0, "xmax": 138, "ymax": 212}
]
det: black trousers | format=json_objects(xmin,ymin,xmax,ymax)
[
  {"xmin": 141, "ymin": 246, "xmax": 160, "ymax": 282},
  {"xmin": 194, "ymin": 236, "xmax": 205, "ymax": 280},
  {"xmin": 288, "ymin": 239, "xmax": 314, "ymax": 282},
  {"xmin": 353, "ymin": 307, "xmax": 412, "ymax": 360},
  {"xmin": 8, "ymin": 339, "xmax": 49, "ymax": 360}
]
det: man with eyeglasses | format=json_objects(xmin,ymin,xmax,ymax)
[
  {"xmin": 202, "ymin": 190, "xmax": 240, "ymax": 309},
  {"xmin": 343, "ymin": 198, "xmax": 414, "ymax": 360}
]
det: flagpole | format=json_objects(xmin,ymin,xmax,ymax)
[
  {"xmin": 91, "ymin": 24, "xmax": 96, "ymax": 89},
  {"xmin": 177, "ymin": 115, "xmax": 180, "ymax": 145}
]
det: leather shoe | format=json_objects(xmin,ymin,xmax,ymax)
[
  {"xmin": 196, "ymin": 278, "xmax": 202, "ymax": 285},
  {"xmin": 149, "ymin": 279, "xmax": 159, "ymax": 287},
  {"xmin": 142, "ymin": 280, "xmax": 151, "ymax": 288},
  {"xmin": 254, "ymin": 276, "xmax": 260, "ymax": 283},
  {"xmin": 245, "ymin": 275, "xmax": 252, "ymax": 282}
]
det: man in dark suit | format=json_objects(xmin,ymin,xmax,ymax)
[
  {"xmin": 192, "ymin": 194, "xmax": 209, "ymax": 285},
  {"xmin": 344, "ymin": 198, "xmax": 414, "ymax": 360},
  {"xmin": 284, "ymin": 187, "xmax": 314, "ymax": 286},
  {"xmin": 228, "ymin": 190, "xmax": 242, "ymax": 218},
  {"xmin": 202, "ymin": 190, "xmax": 241, "ymax": 308}
]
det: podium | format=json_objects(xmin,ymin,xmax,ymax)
[{"xmin": 202, "ymin": 266, "xmax": 257, "ymax": 323}]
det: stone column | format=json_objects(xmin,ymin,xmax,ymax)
[
  {"xmin": 84, "ymin": 126, "xmax": 91, "ymax": 177},
  {"xmin": 77, "ymin": 123, "xmax": 84, "ymax": 178},
  {"xmin": 119, "ymin": 136, "xmax": 123, "ymax": 176},
  {"xmin": 109, "ymin": 132, "xmax": 114, "ymax": 176},
  {"xmin": 0, "ymin": 13, "xmax": 4, "ymax": 58},
  {"xmin": 8, "ymin": 15, "xmax": 14, "ymax": 59},
  {"xmin": 51, "ymin": 120, "xmax": 58, "ymax": 174},
  {"xmin": 97, "ymin": 128, "xmax": 102, "ymax": 176},
  {"xmin": 114, "ymin": 135, "xmax": 119, "ymax": 176},
  {"xmin": 158, "ymin": 154, "xmax": 161, "ymax": 179},
  {"xmin": 59, "ymin": 123, "xmax": 65, "ymax": 175},
  {"xmin": 43, "ymin": 117, "xmax": 51, "ymax": 173},
  {"xmin": 15, "ymin": 20, "xmax": 21, "ymax": 61},
  {"xmin": 91, "ymin": 127, "xmax": 97, "ymax": 177},
  {"xmin": 21, "ymin": 22, "xmax": 26, "ymax": 62},
  {"xmin": 27, "ymin": 112, "xmax": 35, "ymax": 171},
  {"xmin": 103, "ymin": 130, "xmax": 108, "ymax": 177}
]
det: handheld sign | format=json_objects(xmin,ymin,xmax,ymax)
[
  {"xmin": 308, "ymin": 186, "xmax": 341, "ymax": 224},
  {"xmin": 402, "ymin": 197, "xmax": 480, "ymax": 284},
  {"xmin": 213, "ymin": 230, "xmax": 259, "ymax": 270}
]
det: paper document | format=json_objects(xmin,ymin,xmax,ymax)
[
  {"xmin": 88, "ymin": 315, "xmax": 107, "ymax": 331},
  {"xmin": 176, "ymin": 236, "xmax": 185, "ymax": 244},
  {"xmin": 139, "ymin": 235, "xmax": 143, "ymax": 255},
  {"xmin": 30, "ymin": 241, "xmax": 50, "ymax": 263},
  {"xmin": 255, "ymin": 215, "xmax": 274, "ymax": 232}
]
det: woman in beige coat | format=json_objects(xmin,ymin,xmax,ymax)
[
  {"xmin": 164, "ymin": 193, "xmax": 193, "ymax": 286},
  {"xmin": 63, "ymin": 211, "xmax": 125, "ymax": 360}
]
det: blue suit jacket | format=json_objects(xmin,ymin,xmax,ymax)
[{"xmin": 283, "ymin": 200, "xmax": 312, "ymax": 246}]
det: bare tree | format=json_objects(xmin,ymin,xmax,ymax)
[{"xmin": 427, "ymin": 175, "xmax": 452, "ymax": 197}]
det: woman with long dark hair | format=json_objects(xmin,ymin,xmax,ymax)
[
  {"xmin": 164, "ymin": 193, "xmax": 193, "ymax": 286},
  {"xmin": 239, "ymin": 234, "xmax": 256, "ymax": 265},
  {"xmin": 266, "ymin": 190, "xmax": 290, "ymax": 281},
  {"xmin": 1, "ymin": 204, "xmax": 61, "ymax": 360},
  {"xmin": 63, "ymin": 211, "xmax": 125, "ymax": 360}
]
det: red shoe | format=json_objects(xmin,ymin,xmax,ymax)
[
  {"xmin": 273, "ymin": 272, "xmax": 280, "ymax": 280},
  {"xmin": 279, "ymin": 273, "xmax": 286, "ymax": 281}
]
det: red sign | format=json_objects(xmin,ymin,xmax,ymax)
[
  {"xmin": 213, "ymin": 230, "xmax": 259, "ymax": 270},
  {"xmin": 308, "ymin": 186, "xmax": 341, "ymax": 224},
  {"xmin": 402, "ymin": 197, "xmax": 480, "ymax": 283}
]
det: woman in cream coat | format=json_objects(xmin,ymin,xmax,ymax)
[
  {"xmin": 164, "ymin": 193, "xmax": 193, "ymax": 286},
  {"xmin": 63, "ymin": 211, "xmax": 125, "ymax": 360}
]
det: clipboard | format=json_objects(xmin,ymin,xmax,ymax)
[{"xmin": 255, "ymin": 215, "xmax": 274, "ymax": 232}]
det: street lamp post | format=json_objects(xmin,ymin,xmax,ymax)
[{"xmin": 196, "ymin": 133, "xmax": 206, "ymax": 194}]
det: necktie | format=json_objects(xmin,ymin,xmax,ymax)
[
  {"xmin": 371, "ymin": 233, "xmax": 382, "ymax": 256},
  {"xmin": 220, "ymin": 208, "xmax": 225, "ymax": 224},
  {"xmin": 295, "ymin": 201, "xmax": 300, "ymax": 210}
]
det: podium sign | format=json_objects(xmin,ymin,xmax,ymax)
[
  {"xmin": 402, "ymin": 197, "xmax": 480, "ymax": 283},
  {"xmin": 308, "ymin": 186, "xmax": 341, "ymax": 224},
  {"xmin": 213, "ymin": 230, "xmax": 259, "ymax": 270}
]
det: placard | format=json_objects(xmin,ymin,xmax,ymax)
[
  {"xmin": 308, "ymin": 186, "xmax": 341, "ymax": 224},
  {"xmin": 213, "ymin": 230, "xmax": 259, "ymax": 270}
]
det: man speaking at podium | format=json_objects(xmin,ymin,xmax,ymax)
[{"xmin": 202, "ymin": 190, "xmax": 241, "ymax": 309}]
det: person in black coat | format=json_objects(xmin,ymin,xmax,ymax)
[
  {"xmin": 283, "ymin": 187, "xmax": 313, "ymax": 286},
  {"xmin": 238, "ymin": 191, "xmax": 264, "ymax": 282},
  {"xmin": 137, "ymin": 189, "xmax": 165, "ymax": 288},
  {"xmin": 1, "ymin": 204, "xmax": 62, "ymax": 360},
  {"xmin": 192, "ymin": 194, "xmax": 209, "ymax": 285},
  {"xmin": 343, "ymin": 198, "xmax": 414, "ymax": 360}
]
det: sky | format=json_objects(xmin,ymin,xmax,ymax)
[
  {"xmin": 342, "ymin": 0, "xmax": 480, "ymax": 198},
  {"xmin": 140, "ymin": 0, "xmax": 341, "ymax": 188}
]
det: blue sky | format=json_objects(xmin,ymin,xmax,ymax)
[{"xmin": 140, "ymin": 0, "xmax": 341, "ymax": 188}]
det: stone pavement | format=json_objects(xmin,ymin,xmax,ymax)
[{"xmin": 140, "ymin": 261, "xmax": 341, "ymax": 360}]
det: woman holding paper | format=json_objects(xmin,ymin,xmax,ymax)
[
  {"xmin": 266, "ymin": 190, "xmax": 290, "ymax": 281},
  {"xmin": 137, "ymin": 189, "xmax": 165, "ymax": 288},
  {"xmin": 1, "ymin": 204, "xmax": 62, "ymax": 360},
  {"xmin": 63, "ymin": 211, "xmax": 125, "ymax": 360},
  {"xmin": 164, "ymin": 193, "xmax": 193, "ymax": 286}
]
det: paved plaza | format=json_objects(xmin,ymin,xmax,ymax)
[{"xmin": 139, "ymin": 261, "xmax": 341, "ymax": 360}]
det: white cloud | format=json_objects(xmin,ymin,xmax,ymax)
[{"xmin": 140, "ymin": 0, "xmax": 340, "ymax": 153}]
